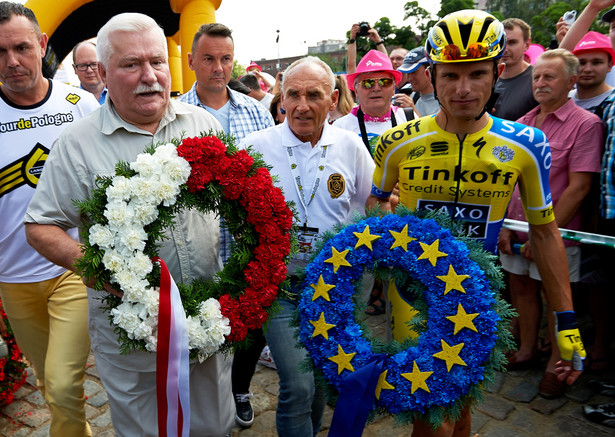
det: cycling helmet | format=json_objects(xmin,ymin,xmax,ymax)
[{"xmin": 425, "ymin": 10, "xmax": 506, "ymax": 64}]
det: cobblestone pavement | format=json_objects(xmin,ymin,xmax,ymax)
[{"xmin": 1, "ymin": 310, "xmax": 614, "ymax": 436}]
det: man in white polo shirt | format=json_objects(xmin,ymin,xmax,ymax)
[{"xmin": 239, "ymin": 56, "xmax": 374, "ymax": 437}]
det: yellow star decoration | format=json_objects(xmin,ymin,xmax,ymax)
[
  {"xmin": 328, "ymin": 344, "xmax": 356, "ymax": 375},
  {"xmin": 324, "ymin": 247, "xmax": 352, "ymax": 273},
  {"xmin": 433, "ymin": 340, "xmax": 467, "ymax": 372},
  {"xmin": 446, "ymin": 304, "xmax": 479, "ymax": 335},
  {"xmin": 310, "ymin": 275, "xmax": 335, "ymax": 302},
  {"xmin": 375, "ymin": 370, "xmax": 395, "ymax": 400},
  {"xmin": 353, "ymin": 225, "xmax": 381, "ymax": 251},
  {"xmin": 309, "ymin": 312, "xmax": 336, "ymax": 340},
  {"xmin": 401, "ymin": 361, "xmax": 433, "ymax": 394},
  {"xmin": 436, "ymin": 265, "xmax": 470, "ymax": 295},
  {"xmin": 417, "ymin": 239, "xmax": 448, "ymax": 266},
  {"xmin": 389, "ymin": 224, "xmax": 417, "ymax": 251}
]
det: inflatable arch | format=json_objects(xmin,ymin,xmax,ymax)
[{"xmin": 25, "ymin": 0, "xmax": 221, "ymax": 94}]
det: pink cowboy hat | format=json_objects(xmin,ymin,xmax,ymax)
[
  {"xmin": 346, "ymin": 50, "xmax": 403, "ymax": 91},
  {"xmin": 246, "ymin": 61, "xmax": 262, "ymax": 73}
]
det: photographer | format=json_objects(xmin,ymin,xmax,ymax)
[{"xmin": 347, "ymin": 21, "xmax": 388, "ymax": 74}]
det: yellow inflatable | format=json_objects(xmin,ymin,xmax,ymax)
[{"xmin": 25, "ymin": 0, "xmax": 221, "ymax": 94}]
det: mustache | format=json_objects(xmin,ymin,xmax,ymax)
[
  {"xmin": 535, "ymin": 87, "xmax": 551, "ymax": 93},
  {"xmin": 133, "ymin": 83, "xmax": 165, "ymax": 94}
]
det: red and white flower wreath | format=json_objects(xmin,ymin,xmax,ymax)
[{"xmin": 76, "ymin": 133, "xmax": 294, "ymax": 359}]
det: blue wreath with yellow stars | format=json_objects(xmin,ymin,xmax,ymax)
[{"xmin": 297, "ymin": 210, "xmax": 511, "ymax": 430}]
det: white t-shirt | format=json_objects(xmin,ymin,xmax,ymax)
[
  {"xmin": 259, "ymin": 92, "xmax": 274, "ymax": 110},
  {"xmin": 0, "ymin": 80, "xmax": 99, "ymax": 282}
]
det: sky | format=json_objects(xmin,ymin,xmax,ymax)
[{"xmin": 216, "ymin": 0, "xmax": 440, "ymax": 67}]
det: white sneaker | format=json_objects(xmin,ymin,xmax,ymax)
[{"xmin": 257, "ymin": 345, "xmax": 276, "ymax": 369}]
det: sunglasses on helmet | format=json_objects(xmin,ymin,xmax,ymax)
[{"xmin": 436, "ymin": 42, "xmax": 490, "ymax": 61}]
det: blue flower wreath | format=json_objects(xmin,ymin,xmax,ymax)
[{"xmin": 298, "ymin": 212, "xmax": 506, "ymax": 421}]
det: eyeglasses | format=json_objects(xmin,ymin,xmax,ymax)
[
  {"xmin": 74, "ymin": 63, "xmax": 98, "ymax": 72},
  {"xmin": 436, "ymin": 43, "xmax": 490, "ymax": 61},
  {"xmin": 358, "ymin": 78, "xmax": 394, "ymax": 89}
]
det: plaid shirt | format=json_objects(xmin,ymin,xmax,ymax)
[
  {"xmin": 178, "ymin": 83, "xmax": 274, "ymax": 262},
  {"xmin": 599, "ymin": 89, "xmax": 615, "ymax": 219}
]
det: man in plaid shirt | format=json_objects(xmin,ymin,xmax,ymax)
[{"xmin": 178, "ymin": 21, "xmax": 274, "ymax": 429}]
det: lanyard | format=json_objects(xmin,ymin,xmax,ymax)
[
  {"xmin": 285, "ymin": 144, "xmax": 329, "ymax": 226},
  {"xmin": 357, "ymin": 106, "xmax": 398, "ymax": 157}
]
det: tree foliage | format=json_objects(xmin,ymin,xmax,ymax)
[
  {"xmin": 438, "ymin": 0, "xmax": 477, "ymax": 16},
  {"xmin": 231, "ymin": 60, "xmax": 245, "ymax": 80}
]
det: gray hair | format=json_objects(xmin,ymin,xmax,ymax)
[
  {"xmin": 537, "ymin": 48, "xmax": 579, "ymax": 78},
  {"xmin": 96, "ymin": 13, "xmax": 167, "ymax": 68},
  {"xmin": 282, "ymin": 56, "xmax": 336, "ymax": 94}
]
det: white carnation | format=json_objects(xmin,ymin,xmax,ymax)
[
  {"xmin": 128, "ymin": 252, "xmax": 153, "ymax": 278},
  {"xmin": 153, "ymin": 144, "xmax": 178, "ymax": 161},
  {"xmin": 131, "ymin": 152, "xmax": 162, "ymax": 177},
  {"xmin": 104, "ymin": 200, "xmax": 135, "ymax": 227},
  {"xmin": 157, "ymin": 181, "xmax": 181, "ymax": 206},
  {"xmin": 119, "ymin": 226, "xmax": 147, "ymax": 252},
  {"xmin": 106, "ymin": 176, "xmax": 132, "ymax": 202},
  {"xmin": 131, "ymin": 200, "xmax": 159, "ymax": 225},
  {"xmin": 111, "ymin": 302, "xmax": 144, "ymax": 338},
  {"xmin": 102, "ymin": 249, "xmax": 126, "ymax": 273},
  {"xmin": 89, "ymin": 224, "xmax": 115, "ymax": 249},
  {"xmin": 128, "ymin": 176, "xmax": 159, "ymax": 204},
  {"xmin": 199, "ymin": 298, "xmax": 222, "ymax": 319},
  {"xmin": 132, "ymin": 320, "xmax": 153, "ymax": 339},
  {"xmin": 163, "ymin": 157, "xmax": 191, "ymax": 184},
  {"xmin": 112, "ymin": 269, "xmax": 146, "ymax": 299},
  {"xmin": 140, "ymin": 291, "xmax": 159, "ymax": 317}
]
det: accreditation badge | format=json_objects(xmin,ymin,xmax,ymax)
[{"xmin": 296, "ymin": 225, "xmax": 319, "ymax": 261}]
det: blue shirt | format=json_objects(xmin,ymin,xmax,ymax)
[
  {"xmin": 178, "ymin": 82, "xmax": 275, "ymax": 261},
  {"xmin": 80, "ymin": 85, "xmax": 107, "ymax": 105}
]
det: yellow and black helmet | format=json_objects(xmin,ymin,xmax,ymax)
[{"xmin": 425, "ymin": 10, "xmax": 506, "ymax": 64}]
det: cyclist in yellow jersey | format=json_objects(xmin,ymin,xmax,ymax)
[{"xmin": 367, "ymin": 10, "xmax": 586, "ymax": 437}]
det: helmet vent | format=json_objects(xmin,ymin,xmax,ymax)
[
  {"xmin": 438, "ymin": 22, "xmax": 453, "ymax": 46},
  {"xmin": 477, "ymin": 17, "xmax": 494, "ymax": 44},
  {"xmin": 458, "ymin": 19, "xmax": 474, "ymax": 49}
]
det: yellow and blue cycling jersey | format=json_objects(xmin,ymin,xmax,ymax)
[{"xmin": 372, "ymin": 115, "xmax": 554, "ymax": 253}]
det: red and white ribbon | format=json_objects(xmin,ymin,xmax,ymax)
[{"xmin": 155, "ymin": 257, "xmax": 190, "ymax": 437}]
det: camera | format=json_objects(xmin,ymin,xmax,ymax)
[
  {"xmin": 358, "ymin": 21, "xmax": 371, "ymax": 37},
  {"xmin": 563, "ymin": 10, "xmax": 576, "ymax": 26}
]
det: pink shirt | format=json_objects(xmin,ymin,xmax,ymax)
[{"xmin": 507, "ymin": 99, "xmax": 604, "ymax": 243}]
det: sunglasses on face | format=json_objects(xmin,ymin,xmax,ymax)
[
  {"xmin": 358, "ymin": 78, "xmax": 394, "ymax": 89},
  {"xmin": 437, "ymin": 43, "xmax": 490, "ymax": 61}
]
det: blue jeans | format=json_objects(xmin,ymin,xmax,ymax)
[{"xmin": 264, "ymin": 293, "xmax": 326, "ymax": 437}]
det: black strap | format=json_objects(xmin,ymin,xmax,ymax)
[
  {"xmin": 357, "ymin": 107, "xmax": 398, "ymax": 157},
  {"xmin": 403, "ymin": 107, "xmax": 414, "ymax": 121}
]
